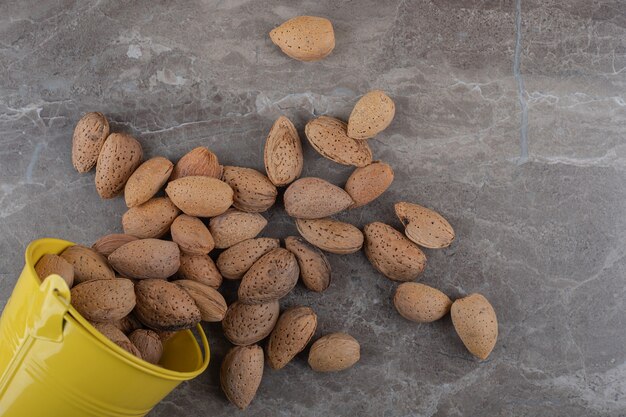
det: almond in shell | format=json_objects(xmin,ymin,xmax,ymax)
[
  {"xmin": 363, "ymin": 222, "xmax": 426, "ymax": 281},
  {"xmin": 165, "ymin": 176, "xmax": 234, "ymax": 217},
  {"xmin": 92, "ymin": 234, "xmax": 139, "ymax": 257},
  {"xmin": 269, "ymin": 16, "xmax": 335, "ymax": 62},
  {"xmin": 238, "ymin": 248, "xmax": 299, "ymax": 304},
  {"xmin": 222, "ymin": 300, "xmax": 280, "ymax": 346},
  {"xmin": 122, "ymin": 197, "xmax": 180, "ymax": 239},
  {"xmin": 178, "ymin": 253, "xmax": 223, "ymax": 288},
  {"xmin": 129, "ymin": 329, "xmax": 163, "ymax": 364},
  {"xmin": 95, "ymin": 133, "xmax": 143, "ymax": 199},
  {"xmin": 108, "ymin": 239, "xmax": 180, "ymax": 280},
  {"xmin": 347, "ymin": 90, "xmax": 395, "ymax": 139},
  {"xmin": 295, "ymin": 218, "xmax": 363, "ymax": 254},
  {"xmin": 451, "ymin": 293, "xmax": 498, "ymax": 360},
  {"xmin": 222, "ymin": 166, "xmax": 277, "ymax": 213},
  {"xmin": 305, "ymin": 116, "xmax": 373, "ymax": 167},
  {"xmin": 170, "ymin": 146, "xmax": 223, "ymax": 181},
  {"xmin": 72, "ymin": 112, "xmax": 110, "ymax": 173},
  {"xmin": 264, "ymin": 115, "xmax": 303, "ymax": 187},
  {"xmin": 395, "ymin": 202, "xmax": 455, "ymax": 249},
  {"xmin": 221, "ymin": 345, "xmax": 264, "ymax": 410},
  {"xmin": 216, "ymin": 238, "xmax": 280, "ymax": 280},
  {"xmin": 134, "ymin": 279, "xmax": 201, "ymax": 331},
  {"xmin": 284, "ymin": 236, "xmax": 330, "ymax": 292},
  {"xmin": 284, "ymin": 177, "xmax": 353, "ymax": 219},
  {"xmin": 60, "ymin": 245, "xmax": 115, "ymax": 284},
  {"xmin": 266, "ymin": 306, "xmax": 317, "ymax": 369},
  {"xmin": 175, "ymin": 279, "xmax": 227, "ymax": 322},
  {"xmin": 93, "ymin": 322, "xmax": 142, "ymax": 358},
  {"xmin": 308, "ymin": 333, "xmax": 360, "ymax": 372},
  {"xmin": 209, "ymin": 209, "xmax": 267, "ymax": 249},
  {"xmin": 394, "ymin": 282, "xmax": 451, "ymax": 323},
  {"xmin": 345, "ymin": 161, "xmax": 394, "ymax": 208},
  {"xmin": 170, "ymin": 214, "xmax": 214, "ymax": 255},
  {"xmin": 71, "ymin": 278, "xmax": 135, "ymax": 323},
  {"xmin": 34, "ymin": 254, "xmax": 75, "ymax": 288},
  {"xmin": 124, "ymin": 157, "xmax": 174, "ymax": 207}
]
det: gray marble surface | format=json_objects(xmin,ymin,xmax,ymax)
[{"xmin": 1, "ymin": 0, "xmax": 625, "ymax": 416}]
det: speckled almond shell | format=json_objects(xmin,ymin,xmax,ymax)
[
  {"xmin": 129, "ymin": 329, "xmax": 163, "ymax": 364},
  {"xmin": 222, "ymin": 300, "xmax": 280, "ymax": 346},
  {"xmin": 112, "ymin": 313, "xmax": 143, "ymax": 335},
  {"xmin": 269, "ymin": 16, "xmax": 335, "ymax": 62},
  {"xmin": 222, "ymin": 166, "xmax": 277, "ymax": 213},
  {"xmin": 134, "ymin": 279, "xmax": 201, "ymax": 331},
  {"xmin": 34, "ymin": 253, "xmax": 75, "ymax": 288},
  {"xmin": 108, "ymin": 239, "xmax": 180, "ymax": 280},
  {"xmin": 284, "ymin": 177, "xmax": 353, "ymax": 219},
  {"xmin": 177, "ymin": 253, "xmax": 223, "ymax": 288},
  {"xmin": 170, "ymin": 146, "xmax": 223, "ymax": 181},
  {"xmin": 124, "ymin": 157, "xmax": 174, "ymax": 208},
  {"xmin": 395, "ymin": 202, "xmax": 455, "ymax": 249},
  {"xmin": 451, "ymin": 293, "xmax": 498, "ymax": 360},
  {"xmin": 264, "ymin": 116, "xmax": 303, "ymax": 187},
  {"xmin": 238, "ymin": 248, "xmax": 299, "ymax": 304},
  {"xmin": 209, "ymin": 209, "xmax": 267, "ymax": 249},
  {"xmin": 345, "ymin": 161, "xmax": 394, "ymax": 208},
  {"xmin": 266, "ymin": 306, "xmax": 317, "ymax": 370},
  {"xmin": 170, "ymin": 214, "xmax": 215, "ymax": 255},
  {"xmin": 308, "ymin": 333, "xmax": 360, "ymax": 372},
  {"xmin": 284, "ymin": 236, "xmax": 331, "ymax": 292},
  {"xmin": 305, "ymin": 116, "xmax": 373, "ymax": 167},
  {"xmin": 93, "ymin": 322, "xmax": 142, "ymax": 358},
  {"xmin": 122, "ymin": 197, "xmax": 180, "ymax": 239},
  {"xmin": 216, "ymin": 238, "xmax": 280, "ymax": 280},
  {"xmin": 175, "ymin": 279, "xmax": 227, "ymax": 322},
  {"xmin": 95, "ymin": 133, "xmax": 143, "ymax": 199},
  {"xmin": 70, "ymin": 278, "xmax": 135, "ymax": 323},
  {"xmin": 60, "ymin": 245, "xmax": 115, "ymax": 284},
  {"xmin": 394, "ymin": 282, "xmax": 452, "ymax": 323},
  {"xmin": 220, "ymin": 345, "xmax": 264, "ymax": 410},
  {"xmin": 71, "ymin": 112, "xmax": 110, "ymax": 173},
  {"xmin": 363, "ymin": 222, "xmax": 426, "ymax": 282},
  {"xmin": 295, "ymin": 217, "xmax": 364, "ymax": 254},
  {"xmin": 165, "ymin": 176, "xmax": 234, "ymax": 217},
  {"xmin": 92, "ymin": 234, "xmax": 139, "ymax": 257},
  {"xmin": 347, "ymin": 90, "xmax": 396, "ymax": 139}
]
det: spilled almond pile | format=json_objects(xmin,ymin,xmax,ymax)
[{"xmin": 35, "ymin": 15, "xmax": 498, "ymax": 410}]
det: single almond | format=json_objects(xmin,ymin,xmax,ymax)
[
  {"xmin": 177, "ymin": 253, "xmax": 223, "ymax": 288},
  {"xmin": 108, "ymin": 239, "xmax": 180, "ymax": 280},
  {"xmin": 60, "ymin": 245, "xmax": 115, "ymax": 284},
  {"xmin": 170, "ymin": 214, "xmax": 214, "ymax": 255},
  {"xmin": 34, "ymin": 253, "xmax": 74, "ymax": 288},
  {"xmin": 92, "ymin": 234, "xmax": 139, "ymax": 257},
  {"xmin": 124, "ymin": 157, "xmax": 174, "ymax": 207},
  {"xmin": 295, "ymin": 218, "xmax": 363, "ymax": 254},
  {"xmin": 221, "ymin": 345, "xmax": 264, "ymax": 410},
  {"xmin": 170, "ymin": 146, "xmax": 223, "ymax": 181},
  {"xmin": 216, "ymin": 238, "xmax": 280, "ymax": 280},
  {"xmin": 93, "ymin": 322, "xmax": 142, "ymax": 358},
  {"xmin": 395, "ymin": 202, "xmax": 455, "ymax": 249},
  {"xmin": 347, "ymin": 90, "xmax": 395, "ymax": 139},
  {"xmin": 122, "ymin": 197, "xmax": 180, "ymax": 239},
  {"xmin": 284, "ymin": 177, "xmax": 353, "ymax": 219},
  {"xmin": 71, "ymin": 278, "xmax": 135, "ymax": 323},
  {"xmin": 134, "ymin": 279, "xmax": 201, "ymax": 331},
  {"xmin": 72, "ymin": 112, "xmax": 110, "ymax": 173},
  {"xmin": 264, "ymin": 115, "xmax": 303, "ymax": 187},
  {"xmin": 363, "ymin": 222, "xmax": 426, "ymax": 281},
  {"xmin": 394, "ymin": 282, "xmax": 452, "ymax": 323},
  {"xmin": 175, "ymin": 279, "xmax": 227, "ymax": 322},
  {"xmin": 308, "ymin": 333, "xmax": 360, "ymax": 372},
  {"xmin": 345, "ymin": 161, "xmax": 394, "ymax": 208},
  {"xmin": 165, "ymin": 176, "xmax": 234, "ymax": 217},
  {"xmin": 209, "ymin": 209, "xmax": 267, "ymax": 249},
  {"xmin": 222, "ymin": 166, "xmax": 277, "ymax": 213},
  {"xmin": 238, "ymin": 248, "xmax": 299, "ymax": 304},
  {"xmin": 266, "ymin": 306, "xmax": 317, "ymax": 369},
  {"xmin": 451, "ymin": 293, "xmax": 498, "ymax": 360},
  {"xmin": 129, "ymin": 329, "xmax": 163, "ymax": 364},
  {"xmin": 305, "ymin": 116, "xmax": 373, "ymax": 167},
  {"xmin": 284, "ymin": 236, "xmax": 330, "ymax": 292},
  {"xmin": 95, "ymin": 133, "xmax": 143, "ymax": 199},
  {"xmin": 269, "ymin": 16, "xmax": 335, "ymax": 62},
  {"xmin": 222, "ymin": 300, "xmax": 280, "ymax": 346}
]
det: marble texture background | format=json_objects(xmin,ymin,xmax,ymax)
[{"xmin": 1, "ymin": 0, "xmax": 625, "ymax": 416}]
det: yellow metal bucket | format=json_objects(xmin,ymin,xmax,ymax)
[{"xmin": 0, "ymin": 238, "xmax": 210, "ymax": 416}]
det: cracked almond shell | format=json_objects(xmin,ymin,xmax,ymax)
[
  {"xmin": 222, "ymin": 166, "xmax": 277, "ymax": 213},
  {"xmin": 134, "ymin": 279, "xmax": 201, "ymax": 331},
  {"xmin": 395, "ymin": 202, "xmax": 455, "ymax": 249},
  {"xmin": 266, "ymin": 306, "xmax": 317, "ymax": 369},
  {"xmin": 305, "ymin": 116, "xmax": 373, "ymax": 167},
  {"xmin": 209, "ymin": 209, "xmax": 267, "ymax": 249},
  {"xmin": 345, "ymin": 161, "xmax": 394, "ymax": 208},
  {"xmin": 60, "ymin": 245, "xmax": 115, "ymax": 284},
  {"xmin": 165, "ymin": 176, "xmax": 234, "ymax": 217},
  {"xmin": 122, "ymin": 197, "xmax": 180, "ymax": 239},
  {"xmin": 269, "ymin": 16, "xmax": 335, "ymax": 62},
  {"xmin": 284, "ymin": 177, "xmax": 353, "ymax": 219},
  {"xmin": 347, "ymin": 90, "xmax": 395, "ymax": 139},
  {"xmin": 394, "ymin": 282, "xmax": 452, "ymax": 323},
  {"xmin": 222, "ymin": 300, "xmax": 280, "ymax": 346},
  {"xmin": 238, "ymin": 248, "xmax": 299, "ymax": 304},
  {"xmin": 284, "ymin": 236, "xmax": 331, "ymax": 292},
  {"xmin": 295, "ymin": 217, "xmax": 364, "ymax": 254},
  {"xmin": 95, "ymin": 133, "xmax": 143, "ymax": 199},
  {"xmin": 72, "ymin": 112, "xmax": 110, "ymax": 173},
  {"xmin": 71, "ymin": 278, "xmax": 135, "ymax": 323},
  {"xmin": 108, "ymin": 238, "xmax": 180, "ymax": 280},
  {"xmin": 216, "ymin": 238, "xmax": 280, "ymax": 280},
  {"xmin": 221, "ymin": 345, "xmax": 264, "ymax": 410},
  {"xmin": 264, "ymin": 115, "xmax": 303, "ymax": 187},
  {"xmin": 124, "ymin": 157, "xmax": 174, "ymax": 208},
  {"xmin": 451, "ymin": 293, "xmax": 498, "ymax": 360}
]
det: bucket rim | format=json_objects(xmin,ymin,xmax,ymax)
[{"xmin": 25, "ymin": 237, "xmax": 211, "ymax": 380}]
